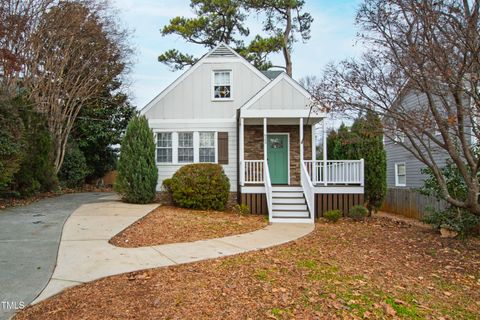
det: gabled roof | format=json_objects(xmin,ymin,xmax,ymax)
[
  {"xmin": 140, "ymin": 42, "xmax": 270, "ymax": 115},
  {"xmin": 241, "ymin": 72, "xmax": 313, "ymax": 110}
]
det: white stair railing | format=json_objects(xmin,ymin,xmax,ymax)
[
  {"xmin": 301, "ymin": 161, "xmax": 315, "ymax": 221},
  {"xmin": 264, "ymin": 160, "xmax": 273, "ymax": 221}
]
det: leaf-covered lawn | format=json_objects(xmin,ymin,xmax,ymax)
[
  {"xmin": 17, "ymin": 218, "xmax": 480, "ymax": 319},
  {"xmin": 109, "ymin": 206, "xmax": 268, "ymax": 247}
]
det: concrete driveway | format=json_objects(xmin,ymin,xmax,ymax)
[{"xmin": 0, "ymin": 193, "xmax": 110, "ymax": 320}]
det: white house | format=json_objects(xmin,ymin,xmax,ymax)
[{"xmin": 141, "ymin": 43, "xmax": 364, "ymax": 223}]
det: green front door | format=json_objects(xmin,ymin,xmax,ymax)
[{"xmin": 267, "ymin": 134, "xmax": 288, "ymax": 184}]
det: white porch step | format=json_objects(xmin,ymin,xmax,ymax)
[
  {"xmin": 272, "ymin": 197, "xmax": 305, "ymax": 204},
  {"xmin": 272, "ymin": 186, "xmax": 303, "ymax": 192},
  {"xmin": 272, "ymin": 191, "xmax": 304, "ymax": 198},
  {"xmin": 272, "ymin": 204, "xmax": 307, "ymax": 211},
  {"xmin": 272, "ymin": 210, "xmax": 310, "ymax": 218}
]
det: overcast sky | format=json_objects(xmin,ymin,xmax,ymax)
[{"xmin": 112, "ymin": 0, "xmax": 364, "ymax": 109}]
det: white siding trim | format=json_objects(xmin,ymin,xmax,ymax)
[{"xmin": 241, "ymin": 109, "xmax": 324, "ymax": 118}]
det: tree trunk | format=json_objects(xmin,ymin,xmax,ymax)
[{"xmin": 283, "ymin": 7, "xmax": 293, "ymax": 77}]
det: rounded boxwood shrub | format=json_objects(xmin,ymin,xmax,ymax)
[
  {"xmin": 348, "ymin": 205, "xmax": 368, "ymax": 221},
  {"xmin": 115, "ymin": 115, "xmax": 158, "ymax": 204},
  {"xmin": 170, "ymin": 163, "xmax": 230, "ymax": 210},
  {"xmin": 324, "ymin": 210, "xmax": 341, "ymax": 222}
]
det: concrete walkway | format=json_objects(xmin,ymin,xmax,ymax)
[
  {"xmin": 0, "ymin": 193, "xmax": 110, "ymax": 320},
  {"xmin": 33, "ymin": 194, "xmax": 314, "ymax": 304}
]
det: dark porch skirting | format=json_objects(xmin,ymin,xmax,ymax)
[
  {"xmin": 315, "ymin": 193, "xmax": 364, "ymax": 218},
  {"xmin": 240, "ymin": 193, "xmax": 268, "ymax": 215},
  {"xmin": 241, "ymin": 193, "xmax": 365, "ymax": 217}
]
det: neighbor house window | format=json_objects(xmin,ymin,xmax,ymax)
[
  {"xmin": 394, "ymin": 130, "xmax": 405, "ymax": 143},
  {"xmin": 199, "ymin": 132, "xmax": 215, "ymax": 162},
  {"xmin": 178, "ymin": 132, "xmax": 194, "ymax": 163},
  {"xmin": 156, "ymin": 132, "xmax": 172, "ymax": 163},
  {"xmin": 213, "ymin": 70, "xmax": 232, "ymax": 99},
  {"xmin": 395, "ymin": 163, "xmax": 406, "ymax": 186}
]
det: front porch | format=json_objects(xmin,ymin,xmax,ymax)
[{"xmin": 238, "ymin": 114, "xmax": 364, "ymax": 223}]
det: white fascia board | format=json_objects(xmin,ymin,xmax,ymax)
[
  {"xmin": 148, "ymin": 118, "xmax": 237, "ymax": 124},
  {"xmin": 241, "ymin": 72, "xmax": 314, "ymax": 110},
  {"xmin": 241, "ymin": 109, "xmax": 326, "ymax": 118}
]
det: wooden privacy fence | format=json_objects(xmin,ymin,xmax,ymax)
[{"xmin": 381, "ymin": 188, "xmax": 447, "ymax": 220}]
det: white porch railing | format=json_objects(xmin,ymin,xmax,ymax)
[
  {"xmin": 243, "ymin": 160, "xmax": 264, "ymax": 184},
  {"xmin": 264, "ymin": 161, "xmax": 273, "ymax": 221},
  {"xmin": 300, "ymin": 161, "xmax": 315, "ymax": 221},
  {"xmin": 304, "ymin": 160, "xmax": 364, "ymax": 186}
]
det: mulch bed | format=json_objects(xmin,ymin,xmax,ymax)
[
  {"xmin": 0, "ymin": 185, "xmax": 112, "ymax": 211},
  {"xmin": 16, "ymin": 218, "xmax": 480, "ymax": 320},
  {"xmin": 109, "ymin": 206, "xmax": 269, "ymax": 247}
]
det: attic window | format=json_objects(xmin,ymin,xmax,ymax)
[{"xmin": 213, "ymin": 70, "xmax": 232, "ymax": 100}]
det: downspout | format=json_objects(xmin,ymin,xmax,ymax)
[{"xmin": 236, "ymin": 109, "xmax": 241, "ymax": 205}]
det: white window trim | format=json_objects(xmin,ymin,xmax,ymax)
[
  {"xmin": 395, "ymin": 162, "xmax": 407, "ymax": 187},
  {"xmin": 154, "ymin": 130, "xmax": 219, "ymax": 165},
  {"xmin": 198, "ymin": 131, "xmax": 217, "ymax": 163},
  {"xmin": 212, "ymin": 70, "xmax": 233, "ymax": 101},
  {"xmin": 177, "ymin": 131, "xmax": 194, "ymax": 163},
  {"xmin": 155, "ymin": 132, "xmax": 173, "ymax": 164}
]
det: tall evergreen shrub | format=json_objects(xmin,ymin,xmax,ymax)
[
  {"xmin": 327, "ymin": 112, "xmax": 387, "ymax": 215},
  {"xmin": 115, "ymin": 115, "xmax": 158, "ymax": 203}
]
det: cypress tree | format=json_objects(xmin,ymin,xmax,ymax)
[{"xmin": 115, "ymin": 115, "xmax": 158, "ymax": 204}]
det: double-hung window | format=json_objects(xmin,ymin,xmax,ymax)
[
  {"xmin": 178, "ymin": 132, "xmax": 194, "ymax": 163},
  {"xmin": 213, "ymin": 70, "xmax": 232, "ymax": 100},
  {"xmin": 156, "ymin": 132, "xmax": 172, "ymax": 163},
  {"xmin": 199, "ymin": 132, "xmax": 215, "ymax": 162},
  {"xmin": 395, "ymin": 163, "xmax": 406, "ymax": 186}
]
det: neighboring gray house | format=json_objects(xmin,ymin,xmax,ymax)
[
  {"xmin": 383, "ymin": 88, "xmax": 475, "ymax": 217},
  {"xmin": 141, "ymin": 43, "xmax": 365, "ymax": 223}
]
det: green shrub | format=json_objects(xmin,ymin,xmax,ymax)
[
  {"xmin": 170, "ymin": 163, "xmax": 230, "ymax": 210},
  {"xmin": 233, "ymin": 203, "xmax": 250, "ymax": 215},
  {"xmin": 13, "ymin": 110, "xmax": 57, "ymax": 196},
  {"xmin": 59, "ymin": 142, "xmax": 90, "ymax": 188},
  {"xmin": 348, "ymin": 205, "xmax": 368, "ymax": 221},
  {"xmin": 324, "ymin": 210, "xmax": 342, "ymax": 222},
  {"xmin": 0, "ymin": 96, "xmax": 25, "ymax": 191},
  {"xmin": 114, "ymin": 115, "xmax": 158, "ymax": 204},
  {"xmin": 162, "ymin": 178, "xmax": 173, "ymax": 192},
  {"xmin": 423, "ymin": 207, "xmax": 479, "ymax": 237}
]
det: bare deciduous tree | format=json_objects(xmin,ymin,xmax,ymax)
[
  {"xmin": 21, "ymin": 0, "xmax": 131, "ymax": 173},
  {"xmin": 313, "ymin": 0, "xmax": 480, "ymax": 215}
]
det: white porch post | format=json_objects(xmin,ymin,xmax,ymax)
[
  {"xmin": 299, "ymin": 118, "xmax": 304, "ymax": 163},
  {"xmin": 311, "ymin": 124, "xmax": 316, "ymax": 184},
  {"xmin": 323, "ymin": 118, "xmax": 327, "ymax": 186},
  {"xmin": 263, "ymin": 118, "xmax": 267, "ymax": 163},
  {"xmin": 240, "ymin": 117, "xmax": 245, "ymax": 186}
]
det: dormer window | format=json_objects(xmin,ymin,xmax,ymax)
[{"xmin": 213, "ymin": 70, "xmax": 232, "ymax": 100}]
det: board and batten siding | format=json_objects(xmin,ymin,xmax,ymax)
[
  {"xmin": 150, "ymin": 121, "xmax": 237, "ymax": 192},
  {"xmin": 144, "ymin": 61, "xmax": 267, "ymax": 120},
  {"xmin": 247, "ymin": 77, "xmax": 311, "ymax": 111}
]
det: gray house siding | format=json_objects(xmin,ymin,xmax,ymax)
[{"xmin": 385, "ymin": 139, "xmax": 449, "ymax": 189}]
